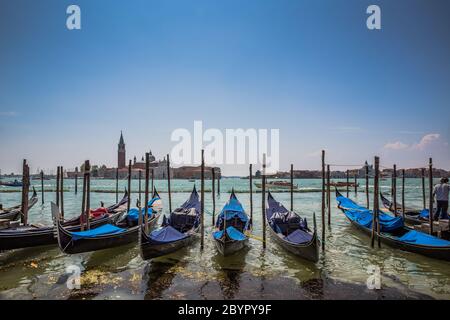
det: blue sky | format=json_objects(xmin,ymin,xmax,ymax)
[{"xmin": 0, "ymin": 0, "xmax": 449, "ymax": 175}]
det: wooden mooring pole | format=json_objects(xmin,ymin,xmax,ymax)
[
  {"xmin": 402, "ymin": 169, "xmax": 406, "ymax": 220},
  {"xmin": 81, "ymin": 162, "xmax": 87, "ymax": 231},
  {"xmin": 60, "ymin": 166, "xmax": 64, "ymax": 219},
  {"xmin": 290, "ymin": 164, "xmax": 294, "ymax": 212},
  {"xmin": 56, "ymin": 166, "xmax": 60, "ymax": 207},
  {"xmin": 167, "ymin": 154, "xmax": 172, "ymax": 214},
  {"xmin": 74, "ymin": 167, "xmax": 78, "ymax": 195},
  {"xmin": 354, "ymin": 173, "xmax": 358, "ymax": 196},
  {"xmin": 365, "ymin": 162, "xmax": 369, "ymax": 208},
  {"xmin": 327, "ymin": 164, "xmax": 331, "ymax": 225},
  {"xmin": 421, "ymin": 168, "xmax": 426, "ymax": 210},
  {"xmin": 428, "ymin": 158, "xmax": 433, "ymax": 235},
  {"xmin": 151, "ymin": 168, "xmax": 154, "ymax": 194},
  {"xmin": 321, "ymin": 150, "xmax": 325, "ymax": 250},
  {"xmin": 212, "ymin": 168, "xmax": 216, "ymax": 225},
  {"xmin": 40, "ymin": 170, "xmax": 44, "ymax": 205},
  {"xmin": 138, "ymin": 170, "xmax": 142, "ymax": 206},
  {"xmin": 144, "ymin": 153, "xmax": 150, "ymax": 234},
  {"xmin": 200, "ymin": 150, "xmax": 205, "ymax": 250},
  {"xmin": 85, "ymin": 160, "xmax": 91, "ymax": 230},
  {"xmin": 127, "ymin": 160, "xmax": 132, "ymax": 214},
  {"xmin": 261, "ymin": 154, "xmax": 267, "ymax": 249},
  {"xmin": 346, "ymin": 170, "xmax": 349, "ymax": 197},
  {"xmin": 371, "ymin": 156, "xmax": 380, "ymax": 248},
  {"xmin": 393, "ymin": 164, "xmax": 397, "ymax": 216},
  {"xmin": 115, "ymin": 167, "xmax": 119, "ymax": 204},
  {"xmin": 21, "ymin": 160, "xmax": 30, "ymax": 226},
  {"xmin": 249, "ymin": 164, "xmax": 253, "ymax": 223}
]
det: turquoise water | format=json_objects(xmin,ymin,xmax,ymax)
[{"xmin": 0, "ymin": 178, "xmax": 448, "ymax": 299}]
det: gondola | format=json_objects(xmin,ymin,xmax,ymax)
[
  {"xmin": 380, "ymin": 193, "xmax": 431, "ymax": 225},
  {"xmin": 212, "ymin": 190, "xmax": 251, "ymax": 256},
  {"xmin": 0, "ymin": 188, "xmax": 38, "ymax": 221},
  {"xmin": 266, "ymin": 192, "xmax": 319, "ymax": 262},
  {"xmin": 0, "ymin": 180, "xmax": 23, "ymax": 187},
  {"xmin": 0, "ymin": 192, "xmax": 129, "ymax": 251},
  {"xmin": 336, "ymin": 190, "xmax": 450, "ymax": 261},
  {"xmin": 55, "ymin": 189, "xmax": 161, "ymax": 254},
  {"xmin": 140, "ymin": 186, "xmax": 201, "ymax": 260}
]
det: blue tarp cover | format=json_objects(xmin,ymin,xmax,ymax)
[
  {"xmin": 419, "ymin": 209, "xmax": 429, "ymax": 219},
  {"xmin": 70, "ymin": 224, "xmax": 125, "ymax": 241},
  {"xmin": 337, "ymin": 195, "xmax": 404, "ymax": 231},
  {"xmin": 284, "ymin": 229, "xmax": 313, "ymax": 244},
  {"xmin": 149, "ymin": 225, "xmax": 188, "ymax": 243},
  {"xmin": 127, "ymin": 207, "xmax": 153, "ymax": 222},
  {"xmin": 213, "ymin": 226, "xmax": 247, "ymax": 241},
  {"xmin": 215, "ymin": 193, "xmax": 249, "ymax": 229},
  {"xmin": 397, "ymin": 230, "xmax": 450, "ymax": 247}
]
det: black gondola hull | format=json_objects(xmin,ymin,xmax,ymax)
[
  {"xmin": 140, "ymin": 227, "xmax": 198, "ymax": 260},
  {"xmin": 213, "ymin": 237, "xmax": 249, "ymax": 256},
  {"xmin": 57, "ymin": 214, "xmax": 159, "ymax": 254},
  {"xmin": 0, "ymin": 214, "xmax": 116, "ymax": 251},
  {"xmin": 345, "ymin": 216, "xmax": 450, "ymax": 261},
  {"xmin": 268, "ymin": 227, "xmax": 319, "ymax": 262}
]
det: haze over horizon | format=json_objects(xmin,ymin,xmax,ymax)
[{"xmin": 1, "ymin": 0, "xmax": 449, "ymax": 175}]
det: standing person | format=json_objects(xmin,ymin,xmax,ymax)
[{"xmin": 433, "ymin": 177, "xmax": 449, "ymax": 220}]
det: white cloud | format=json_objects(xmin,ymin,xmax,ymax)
[
  {"xmin": 383, "ymin": 133, "xmax": 444, "ymax": 151},
  {"xmin": 384, "ymin": 141, "xmax": 409, "ymax": 150},
  {"xmin": 412, "ymin": 133, "xmax": 440, "ymax": 150}
]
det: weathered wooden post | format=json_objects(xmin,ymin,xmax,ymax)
[
  {"xmin": 40, "ymin": 170, "xmax": 44, "ymax": 205},
  {"xmin": 290, "ymin": 164, "xmax": 294, "ymax": 211},
  {"xmin": 261, "ymin": 154, "xmax": 267, "ymax": 249},
  {"xmin": 365, "ymin": 162, "xmax": 369, "ymax": 208},
  {"xmin": 428, "ymin": 158, "xmax": 433, "ymax": 235},
  {"xmin": 321, "ymin": 150, "xmax": 326, "ymax": 250},
  {"xmin": 200, "ymin": 150, "xmax": 205, "ymax": 250},
  {"xmin": 217, "ymin": 174, "xmax": 220, "ymax": 195},
  {"xmin": 85, "ymin": 160, "xmax": 91, "ymax": 230},
  {"xmin": 81, "ymin": 162, "xmax": 87, "ymax": 231},
  {"xmin": 151, "ymin": 168, "xmax": 154, "ymax": 194},
  {"xmin": 115, "ymin": 167, "xmax": 119, "ymax": 203},
  {"xmin": 127, "ymin": 160, "xmax": 132, "ymax": 214},
  {"xmin": 421, "ymin": 168, "xmax": 426, "ymax": 210},
  {"xmin": 144, "ymin": 153, "xmax": 150, "ymax": 233},
  {"xmin": 371, "ymin": 156, "xmax": 380, "ymax": 248},
  {"xmin": 346, "ymin": 169, "xmax": 349, "ymax": 197},
  {"xmin": 21, "ymin": 160, "xmax": 30, "ymax": 226},
  {"xmin": 212, "ymin": 167, "xmax": 216, "ymax": 225},
  {"xmin": 56, "ymin": 166, "xmax": 60, "ymax": 207},
  {"xmin": 354, "ymin": 172, "xmax": 358, "ymax": 196},
  {"xmin": 60, "ymin": 166, "xmax": 64, "ymax": 219},
  {"xmin": 249, "ymin": 164, "xmax": 253, "ymax": 223},
  {"xmin": 402, "ymin": 169, "xmax": 406, "ymax": 220},
  {"xmin": 393, "ymin": 164, "xmax": 397, "ymax": 216},
  {"xmin": 327, "ymin": 164, "xmax": 331, "ymax": 225},
  {"xmin": 138, "ymin": 170, "xmax": 142, "ymax": 206},
  {"xmin": 74, "ymin": 167, "xmax": 78, "ymax": 195},
  {"xmin": 167, "ymin": 154, "xmax": 172, "ymax": 214}
]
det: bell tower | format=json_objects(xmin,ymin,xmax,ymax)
[{"xmin": 118, "ymin": 131, "xmax": 126, "ymax": 169}]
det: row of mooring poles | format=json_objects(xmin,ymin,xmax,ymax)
[{"xmin": 20, "ymin": 159, "xmax": 30, "ymax": 226}]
